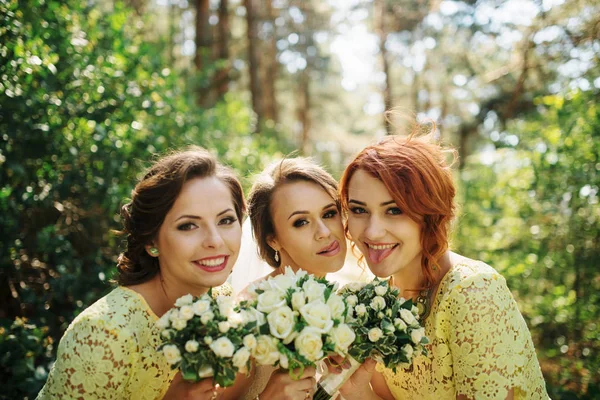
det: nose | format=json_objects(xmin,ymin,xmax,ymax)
[
  {"xmin": 364, "ymin": 215, "xmax": 386, "ymax": 241},
  {"xmin": 315, "ymin": 219, "xmax": 332, "ymax": 241},
  {"xmin": 202, "ymin": 224, "xmax": 225, "ymax": 249}
]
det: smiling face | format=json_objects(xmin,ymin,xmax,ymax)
[
  {"xmin": 346, "ymin": 169, "xmax": 422, "ymax": 279},
  {"xmin": 268, "ymin": 180, "xmax": 346, "ymax": 277},
  {"xmin": 151, "ymin": 176, "xmax": 242, "ymax": 296}
]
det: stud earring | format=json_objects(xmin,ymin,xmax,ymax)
[
  {"xmin": 149, "ymin": 247, "xmax": 160, "ymax": 256},
  {"xmin": 274, "ymin": 250, "xmax": 279, "ymax": 263}
]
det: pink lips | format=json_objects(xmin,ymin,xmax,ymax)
[
  {"xmin": 317, "ymin": 240, "xmax": 341, "ymax": 257},
  {"xmin": 365, "ymin": 243, "xmax": 398, "ymax": 264},
  {"xmin": 193, "ymin": 255, "xmax": 229, "ymax": 272}
]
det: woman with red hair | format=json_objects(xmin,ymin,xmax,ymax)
[{"xmin": 334, "ymin": 130, "xmax": 548, "ymax": 399}]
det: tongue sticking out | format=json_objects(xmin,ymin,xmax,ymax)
[{"xmin": 367, "ymin": 245, "xmax": 397, "ymax": 264}]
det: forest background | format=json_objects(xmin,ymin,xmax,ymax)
[{"xmin": 0, "ymin": 0, "xmax": 598, "ymax": 398}]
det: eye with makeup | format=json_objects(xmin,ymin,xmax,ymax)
[
  {"xmin": 292, "ymin": 218, "xmax": 309, "ymax": 228},
  {"xmin": 349, "ymin": 206, "xmax": 368, "ymax": 215},
  {"xmin": 218, "ymin": 215, "xmax": 237, "ymax": 225},
  {"xmin": 386, "ymin": 206, "xmax": 403, "ymax": 215},
  {"xmin": 322, "ymin": 209, "xmax": 338, "ymax": 219},
  {"xmin": 177, "ymin": 222, "xmax": 197, "ymax": 231}
]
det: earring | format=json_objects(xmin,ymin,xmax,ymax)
[
  {"xmin": 149, "ymin": 247, "xmax": 160, "ymax": 256},
  {"xmin": 274, "ymin": 250, "xmax": 279, "ymax": 263}
]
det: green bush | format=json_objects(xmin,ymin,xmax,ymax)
[
  {"xmin": 454, "ymin": 90, "xmax": 600, "ymax": 397},
  {"xmin": 0, "ymin": 1, "xmax": 288, "ymax": 397}
]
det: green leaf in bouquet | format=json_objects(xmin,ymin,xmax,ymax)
[{"xmin": 324, "ymin": 287, "xmax": 333, "ymax": 302}]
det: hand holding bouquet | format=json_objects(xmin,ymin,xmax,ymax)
[
  {"xmin": 314, "ymin": 278, "xmax": 429, "ymax": 399},
  {"xmin": 243, "ymin": 266, "xmax": 356, "ymax": 378},
  {"xmin": 157, "ymin": 290, "xmax": 262, "ymax": 387}
]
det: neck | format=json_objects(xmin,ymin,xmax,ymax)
[{"xmin": 391, "ymin": 250, "xmax": 451, "ymax": 300}]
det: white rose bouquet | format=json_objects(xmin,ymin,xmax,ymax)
[
  {"xmin": 157, "ymin": 290, "xmax": 263, "ymax": 387},
  {"xmin": 243, "ymin": 266, "xmax": 355, "ymax": 378},
  {"xmin": 314, "ymin": 278, "xmax": 429, "ymax": 400}
]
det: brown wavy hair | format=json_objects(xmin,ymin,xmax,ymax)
[
  {"xmin": 247, "ymin": 157, "xmax": 339, "ymax": 268},
  {"xmin": 339, "ymin": 127, "xmax": 457, "ymax": 289},
  {"xmin": 116, "ymin": 146, "xmax": 245, "ymax": 286}
]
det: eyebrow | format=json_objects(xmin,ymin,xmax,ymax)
[
  {"xmin": 287, "ymin": 203, "xmax": 337, "ymax": 220},
  {"xmin": 175, "ymin": 208, "xmax": 235, "ymax": 221},
  {"xmin": 348, "ymin": 199, "xmax": 396, "ymax": 207}
]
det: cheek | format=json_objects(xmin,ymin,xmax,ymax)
[
  {"xmin": 346, "ymin": 217, "xmax": 362, "ymax": 239},
  {"xmin": 224, "ymin": 227, "xmax": 242, "ymax": 253}
]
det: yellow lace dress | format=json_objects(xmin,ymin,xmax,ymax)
[
  {"xmin": 377, "ymin": 260, "xmax": 549, "ymax": 399},
  {"xmin": 37, "ymin": 284, "xmax": 233, "ymax": 400}
]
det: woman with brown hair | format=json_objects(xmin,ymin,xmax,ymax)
[
  {"xmin": 332, "ymin": 128, "xmax": 548, "ymax": 399},
  {"xmin": 227, "ymin": 157, "xmax": 348, "ymax": 400},
  {"xmin": 38, "ymin": 147, "xmax": 245, "ymax": 400}
]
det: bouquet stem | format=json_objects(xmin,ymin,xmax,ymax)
[{"xmin": 314, "ymin": 356, "xmax": 361, "ymax": 400}]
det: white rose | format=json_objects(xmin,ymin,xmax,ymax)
[
  {"xmin": 374, "ymin": 285, "xmax": 387, "ymax": 296},
  {"xmin": 326, "ymin": 294, "xmax": 346, "ymax": 321},
  {"xmin": 227, "ymin": 312, "xmax": 243, "ymax": 328},
  {"xmin": 218, "ymin": 321, "xmax": 231, "ymax": 333},
  {"xmin": 410, "ymin": 327, "xmax": 425, "ymax": 344},
  {"xmin": 178, "ymin": 305, "xmax": 195, "ymax": 321},
  {"xmin": 256, "ymin": 290, "xmax": 286, "ymax": 313},
  {"xmin": 270, "ymin": 273, "xmax": 295, "ymax": 292},
  {"xmin": 355, "ymin": 304, "xmax": 367, "ymax": 316},
  {"xmin": 258, "ymin": 280, "xmax": 272, "ymax": 292},
  {"xmin": 370, "ymin": 296, "xmax": 386, "ymax": 311},
  {"xmin": 172, "ymin": 318, "xmax": 187, "ymax": 331},
  {"xmin": 368, "ymin": 327, "xmax": 383, "ymax": 342},
  {"xmin": 294, "ymin": 327, "xmax": 324, "ymax": 362},
  {"xmin": 204, "ymin": 336, "xmax": 213, "ymax": 345},
  {"xmin": 329, "ymin": 323, "xmax": 356, "ymax": 354},
  {"xmin": 345, "ymin": 282, "xmax": 366, "ymax": 293},
  {"xmin": 303, "ymin": 279, "xmax": 327, "ymax": 303},
  {"xmin": 345, "ymin": 305, "xmax": 355, "ymax": 322},
  {"xmin": 162, "ymin": 344, "xmax": 182, "ymax": 365},
  {"xmin": 243, "ymin": 334, "xmax": 257, "ymax": 350},
  {"xmin": 252, "ymin": 335, "xmax": 280, "ymax": 366},
  {"xmin": 267, "ymin": 306, "xmax": 295, "ymax": 339},
  {"xmin": 185, "ymin": 340, "xmax": 199, "ymax": 353},
  {"xmin": 232, "ymin": 347, "xmax": 251, "ymax": 371},
  {"xmin": 282, "ymin": 330, "xmax": 299, "ymax": 345},
  {"xmin": 200, "ymin": 311, "xmax": 214, "ymax": 325},
  {"xmin": 345, "ymin": 294, "xmax": 358, "ymax": 307},
  {"xmin": 377, "ymin": 312, "xmax": 384, "ymax": 319},
  {"xmin": 299, "ymin": 301, "xmax": 333, "ymax": 333},
  {"xmin": 288, "ymin": 266, "xmax": 307, "ymax": 281},
  {"xmin": 156, "ymin": 312, "xmax": 171, "ymax": 329},
  {"xmin": 193, "ymin": 299, "xmax": 211, "ymax": 316},
  {"xmin": 217, "ymin": 295, "xmax": 234, "ymax": 317},
  {"xmin": 210, "ymin": 337, "xmax": 235, "ymax": 358},
  {"xmin": 291, "ymin": 291, "xmax": 306, "ymax": 311},
  {"xmin": 279, "ymin": 353, "xmax": 289, "ymax": 369},
  {"xmin": 198, "ymin": 365, "xmax": 214, "ymax": 378},
  {"xmin": 402, "ymin": 344, "xmax": 414, "ymax": 359},
  {"xmin": 400, "ymin": 309, "xmax": 418, "ymax": 327},
  {"xmin": 161, "ymin": 329, "xmax": 174, "ymax": 339},
  {"xmin": 394, "ymin": 318, "xmax": 407, "ymax": 331},
  {"xmin": 175, "ymin": 294, "xmax": 194, "ymax": 307},
  {"xmin": 411, "ymin": 305, "xmax": 419, "ymax": 316}
]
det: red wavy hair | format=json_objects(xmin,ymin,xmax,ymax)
[{"xmin": 339, "ymin": 131, "xmax": 457, "ymax": 290}]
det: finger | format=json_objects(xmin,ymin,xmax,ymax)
[
  {"xmin": 298, "ymin": 366, "xmax": 317, "ymax": 379},
  {"xmin": 363, "ymin": 358, "xmax": 377, "ymax": 373},
  {"xmin": 323, "ymin": 358, "xmax": 343, "ymax": 374}
]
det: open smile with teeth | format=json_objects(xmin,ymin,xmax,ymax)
[
  {"xmin": 198, "ymin": 257, "xmax": 225, "ymax": 267},
  {"xmin": 365, "ymin": 242, "xmax": 398, "ymax": 264}
]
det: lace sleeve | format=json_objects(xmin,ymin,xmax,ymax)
[
  {"xmin": 37, "ymin": 315, "xmax": 135, "ymax": 400},
  {"xmin": 445, "ymin": 271, "xmax": 532, "ymax": 399}
]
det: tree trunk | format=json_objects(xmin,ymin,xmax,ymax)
[
  {"xmin": 298, "ymin": 68, "xmax": 311, "ymax": 155},
  {"xmin": 245, "ymin": 0, "xmax": 263, "ymax": 130},
  {"xmin": 263, "ymin": 0, "xmax": 278, "ymax": 123},
  {"xmin": 195, "ymin": 0, "xmax": 212, "ymax": 106},
  {"xmin": 375, "ymin": 0, "xmax": 393, "ymax": 134},
  {"xmin": 215, "ymin": 0, "xmax": 230, "ymax": 100}
]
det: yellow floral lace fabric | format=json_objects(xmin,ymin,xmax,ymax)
[
  {"xmin": 377, "ymin": 260, "xmax": 549, "ymax": 399},
  {"xmin": 37, "ymin": 283, "xmax": 233, "ymax": 400}
]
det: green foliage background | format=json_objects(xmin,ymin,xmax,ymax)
[{"xmin": 0, "ymin": 0, "xmax": 598, "ymax": 399}]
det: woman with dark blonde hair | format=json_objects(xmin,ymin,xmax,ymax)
[
  {"xmin": 38, "ymin": 147, "xmax": 245, "ymax": 400},
  {"xmin": 331, "ymin": 126, "xmax": 548, "ymax": 399},
  {"xmin": 227, "ymin": 157, "xmax": 348, "ymax": 400}
]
